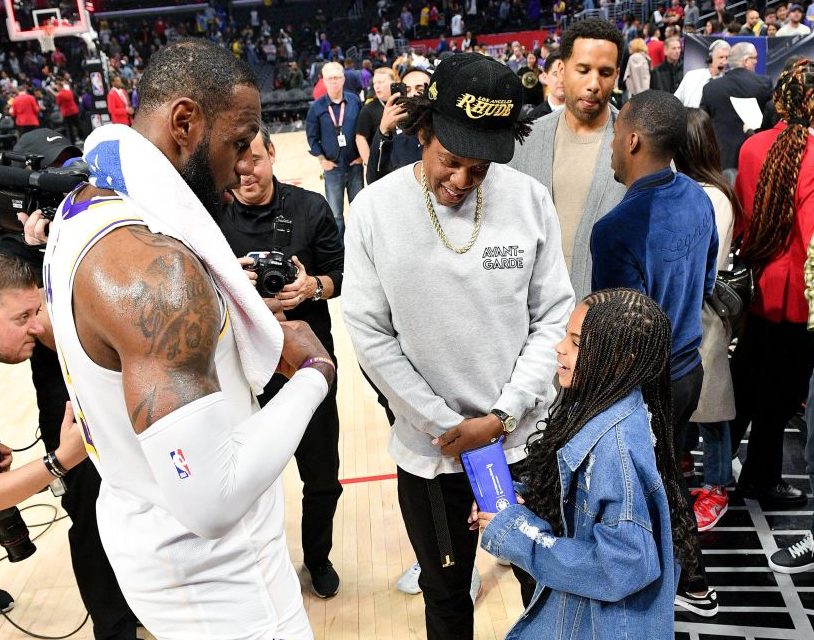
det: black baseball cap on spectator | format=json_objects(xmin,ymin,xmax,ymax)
[
  {"xmin": 788, "ymin": 3, "xmax": 803, "ymax": 11},
  {"xmin": 426, "ymin": 53, "xmax": 524, "ymax": 164},
  {"xmin": 13, "ymin": 128, "xmax": 81, "ymax": 168}
]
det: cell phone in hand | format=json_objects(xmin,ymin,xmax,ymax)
[{"xmin": 390, "ymin": 82, "xmax": 407, "ymax": 97}]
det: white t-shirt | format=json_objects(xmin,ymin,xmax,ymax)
[
  {"xmin": 777, "ymin": 22, "xmax": 811, "ymax": 35},
  {"xmin": 451, "ymin": 14, "xmax": 464, "ymax": 36}
]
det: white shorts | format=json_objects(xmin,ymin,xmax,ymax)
[{"xmin": 96, "ymin": 480, "xmax": 312, "ymax": 640}]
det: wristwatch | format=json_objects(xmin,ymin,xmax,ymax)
[
  {"xmin": 491, "ymin": 409, "xmax": 517, "ymax": 436},
  {"xmin": 312, "ymin": 276, "xmax": 324, "ymax": 301}
]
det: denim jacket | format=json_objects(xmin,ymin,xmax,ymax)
[{"xmin": 481, "ymin": 389, "xmax": 678, "ymax": 639}]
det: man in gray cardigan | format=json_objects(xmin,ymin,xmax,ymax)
[{"xmin": 510, "ymin": 18, "xmax": 627, "ymax": 299}]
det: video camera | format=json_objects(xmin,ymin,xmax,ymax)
[
  {"xmin": 0, "ymin": 152, "xmax": 89, "ymax": 233},
  {"xmin": 245, "ymin": 215, "xmax": 298, "ymax": 298}
]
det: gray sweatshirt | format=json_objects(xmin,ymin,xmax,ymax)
[{"xmin": 342, "ymin": 163, "xmax": 575, "ymax": 479}]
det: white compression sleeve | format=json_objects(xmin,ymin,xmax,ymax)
[{"xmin": 137, "ymin": 367, "xmax": 329, "ymax": 539}]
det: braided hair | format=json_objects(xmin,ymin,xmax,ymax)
[
  {"xmin": 742, "ymin": 59, "xmax": 814, "ymax": 272},
  {"xmin": 520, "ymin": 288, "xmax": 698, "ymax": 574}
]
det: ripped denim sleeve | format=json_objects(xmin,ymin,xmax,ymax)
[{"xmin": 481, "ymin": 503, "xmax": 557, "ymax": 562}]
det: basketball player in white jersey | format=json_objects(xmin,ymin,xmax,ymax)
[{"xmin": 42, "ymin": 40, "xmax": 333, "ymax": 640}]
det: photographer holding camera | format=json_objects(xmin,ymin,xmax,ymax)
[
  {"xmin": 0, "ymin": 254, "xmax": 87, "ymax": 615},
  {"xmin": 220, "ymin": 123, "xmax": 345, "ymax": 600},
  {"xmin": 0, "ymin": 129, "xmax": 139, "ymax": 638}
]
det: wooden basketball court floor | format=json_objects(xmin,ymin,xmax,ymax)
[{"xmin": 0, "ymin": 131, "xmax": 813, "ymax": 639}]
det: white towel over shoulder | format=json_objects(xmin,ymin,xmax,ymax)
[{"xmin": 82, "ymin": 124, "xmax": 282, "ymax": 393}]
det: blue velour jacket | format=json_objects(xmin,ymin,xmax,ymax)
[{"xmin": 481, "ymin": 389, "xmax": 678, "ymax": 640}]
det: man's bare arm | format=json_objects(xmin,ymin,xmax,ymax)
[{"xmin": 73, "ymin": 225, "xmax": 221, "ymax": 434}]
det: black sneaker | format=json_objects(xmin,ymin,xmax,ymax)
[
  {"xmin": 307, "ymin": 562, "xmax": 340, "ymax": 599},
  {"xmin": 738, "ymin": 481, "xmax": 808, "ymax": 507},
  {"xmin": 769, "ymin": 532, "xmax": 814, "ymax": 574},
  {"xmin": 0, "ymin": 588, "xmax": 14, "ymax": 613},
  {"xmin": 674, "ymin": 587, "xmax": 719, "ymax": 617}
]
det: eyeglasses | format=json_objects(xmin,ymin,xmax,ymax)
[{"xmin": 323, "ymin": 76, "xmax": 344, "ymax": 81}]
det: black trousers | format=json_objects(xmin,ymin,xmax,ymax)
[
  {"xmin": 259, "ymin": 368, "xmax": 342, "ymax": 569},
  {"xmin": 397, "ymin": 465, "xmax": 535, "ymax": 640},
  {"xmin": 671, "ymin": 363, "xmax": 709, "ymax": 594},
  {"xmin": 31, "ymin": 342, "xmax": 138, "ymax": 639},
  {"xmin": 730, "ymin": 314, "xmax": 814, "ymax": 487},
  {"xmin": 62, "ymin": 114, "xmax": 82, "ymax": 143}
]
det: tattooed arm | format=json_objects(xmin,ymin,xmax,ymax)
[{"xmin": 73, "ymin": 225, "xmax": 332, "ymax": 538}]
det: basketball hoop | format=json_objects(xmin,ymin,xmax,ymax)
[{"xmin": 36, "ymin": 24, "xmax": 57, "ymax": 54}]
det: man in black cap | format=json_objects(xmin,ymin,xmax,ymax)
[
  {"xmin": 342, "ymin": 53, "xmax": 574, "ymax": 639},
  {"xmin": 0, "ymin": 129, "xmax": 139, "ymax": 639}
]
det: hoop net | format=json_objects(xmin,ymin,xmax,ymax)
[{"xmin": 36, "ymin": 24, "xmax": 57, "ymax": 54}]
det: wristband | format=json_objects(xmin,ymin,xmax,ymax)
[
  {"xmin": 44, "ymin": 451, "xmax": 67, "ymax": 478},
  {"xmin": 298, "ymin": 356, "xmax": 335, "ymax": 371}
]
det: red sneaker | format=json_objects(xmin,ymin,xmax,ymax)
[{"xmin": 692, "ymin": 486, "xmax": 729, "ymax": 532}]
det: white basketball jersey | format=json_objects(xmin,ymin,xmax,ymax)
[{"xmin": 43, "ymin": 190, "xmax": 311, "ymax": 640}]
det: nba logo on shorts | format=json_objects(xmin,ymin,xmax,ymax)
[{"xmin": 170, "ymin": 449, "xmax": 191, "ymax": 479}]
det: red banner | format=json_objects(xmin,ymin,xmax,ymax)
[{"xmin": 409, "ymin": 29, "xmax": 550, "ymax": 57}]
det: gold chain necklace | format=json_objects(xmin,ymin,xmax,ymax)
[{"xmin": 420, "ymin": 163, "xmax": 483, "ymax": 254}]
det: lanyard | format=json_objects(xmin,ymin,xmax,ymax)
[{"xmin": 327, "ymin": 100, "xmax": 345, "ymax": 131}]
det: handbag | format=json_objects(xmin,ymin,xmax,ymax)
[{"xmin": 711, "ymin": 241, "xmax": 754, "ymax": 320}]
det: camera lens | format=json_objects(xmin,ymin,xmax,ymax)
[
  {"xmin": 260, "ymin": 271, "xmax": 286, "ymax": 296},
  {"xmin": 0, "ymin": 506, "xmax": 36, "ymax": 563}
]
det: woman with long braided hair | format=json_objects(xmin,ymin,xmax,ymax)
[
  {"xmin": 473, "ymin": 289, "xmax": 695, "ymax": 639},
  {"xmin": 729, "ymin": 60, "xmax": 814, "ymax": 522}
]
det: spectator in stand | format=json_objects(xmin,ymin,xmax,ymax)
[
  {"xmin": 506, "ymin": 41, "xmax": 525, "ymax": 72},
  {"xmin": 288, "ymin": 62, "xmax": 304, "ymax": 89},
  {"xmin": 306, "ymin": 61, "xmax": 364, "ymax": 238},
  {"xmin": 674, "ymin": 108, "xmax": 740, "ymax": 534},
  {"xmin": 527, "ymin": 53, "xmax": 566, "ymax": 118},
  {"xmin": 106, "ymin": 75, "xmax": 133, "ymax": 126},
  {"xmin": 703, "ymin": 18, "xmax": 724, "ymax": 35},
  {"xmin": 741, "ymin": 9, "xmax": 767, "ymax": 35},
  {"xmin": 436, "ymin": 34, "xmax": 450, "ymax": 53},
  {"xmin": 624, "ymin": 38, "xmax": 652, "ymax": 98},
  {"xmin": 777, "ymin": 2, "xmax": 789, "ymax": 24},
  {"xmin": 713, "ymin": 0, "xmax": 734, "ymax": 26},
  {"xmin": 650, "ymin": 36, "xmax": 683, "ymax": 94},
  {"xmin": 778, "ymin": 4, "xmax": 812, "ymax": 34},
  {"xmin": 731, "ymin": 59, "xmax": 814, "ymax": 514},
  {"xmin": 10, "ymin": 85, "xmax": 40, "ymax": 136},
  {"xmin": 674, "ymin": 39, "xmax": 729, "ymax": 108},
  {"xmin": 807, "ymin": 1, "xmax": 814, "ymax": 27},
  {"xmin": 383, "ymin": 27, "xmax": 396, "ymax": 57},
  {"xmin": 319, "ymin": 33, "xmax": 331, "ymax": 59},
  {"xmin": 355, "ymin": 67, "xmax": 394, "ymax": 166},
  {"xmin": 419, "ymin": 2, "xmax": 431, "ymax": 33},
  {"xmin": 55, "ymin": 81, "xmax": 81, "ymax": 143},
  {"xmin": 645, "ymin": 25, "xmax": 665, "ymax": 68},
  {"xmin": 369, "ymin": 27, "xmax": 383, "ymax": 56},
  {"xmin": 765, "ymin": 9, "xmax": 779, "ymax": 30},
  {"xmin": 701, "ymin": 42, "xmax": 772, "ymax": 175},
  {"xmin": 401, "ymin": 5, "xmax": 415, "ymax": 38},
  {"xmin": 665, "ymin": 0, "xmax": 685, "ymax": 28},
  {"xmin": 451, "ymin": 10, "xmax": 464, "ymax": 36},
  {"xmin": 518, "ymin": 52, "xmax": 544, "ymax": 110},
  {"xmin": 685, "ymin": 0, "xmax": 700, "ymax": 28}
]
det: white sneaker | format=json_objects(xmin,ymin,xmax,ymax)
[
  {"xmin": 470, "ymin": 565, "xmax": 482, "ymax": 603},
  {"xmin": 396, "ymin": 561, "xmax": 422, "ymax": 594}
]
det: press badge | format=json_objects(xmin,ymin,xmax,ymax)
[{"xmin": 337, "ymin": 133, "xmax": 347, "ymax": 147}]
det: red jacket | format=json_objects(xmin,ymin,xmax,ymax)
[
  {"xmin": 56, "ymin": 88, "xmax": 79, "ymax": 117},
  {"xmin": 107, "ymin": 88, "xmax": 131, "ymax": 125},
  {"xmin": 647, "ymin": 39, "xmax": 665, "ymax": 68},
  {"xmin": 735, "ymin": 123, "xmax": 814, "ymax": 324},
  {"xmin": 11, "ymin": 93, "xmax": 40, "ymax": 126}
]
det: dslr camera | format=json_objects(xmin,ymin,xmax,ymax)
[
  {"xmin": 0, "ymin": 152, "xmax": 89, "ymax": 233},
  {"xmin": 245, "ymin": 215, "xmax": 298, "ymax": 297}
]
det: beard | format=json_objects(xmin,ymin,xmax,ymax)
[{"xmin": 180, "ymin": 135, "xmax": 223, "ymax": 221}]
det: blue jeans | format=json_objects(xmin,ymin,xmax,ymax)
[
  {"xmin": 698, "ymin": 421, "xmax": 732, "ymax": 487},
  {"xmin": 323, "ymin": 164, "xmax": 363, "ymax": 239}
]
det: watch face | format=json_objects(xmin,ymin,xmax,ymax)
[{"xmin": 504, "ymin": 415, "xmax": 518, "ymax": 432}]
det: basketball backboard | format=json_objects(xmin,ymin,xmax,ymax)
[{"xmin": 4, "ymin": 0, "xmax": 90, "ymax": 41}]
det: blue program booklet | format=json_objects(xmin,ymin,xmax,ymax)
[{"xmin": 461, "ymin": 438, "xmax": 517, "ymax": 513}]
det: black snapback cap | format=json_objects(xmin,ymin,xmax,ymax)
[
  {"xmin": 427, "ymin": 53, "xmax": 524, "ymax": 164},
  {"xmin": 13, "ymin": 128, "xmax": 81, "ymax": 168}
]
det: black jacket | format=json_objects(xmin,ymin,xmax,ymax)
[
  {"xmin": 366, "ymin": 129, "xmax": 423, "ymax": 184},
  {"xmin": 700, "ymin": 67, "xmax": 773, "ymax": 171},
  {"xmin": 220, "ymin": 177, "xmax": 343, "ymax": 353},
  {"xmin": 650, "ymin": 60, "xmax": 684, "ymax": 94}
]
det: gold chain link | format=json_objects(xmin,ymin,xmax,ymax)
[{"xmin": 420, "ymin": 163, "xmax": 483, "ymax": 255}]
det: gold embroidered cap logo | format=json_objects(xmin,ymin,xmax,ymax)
[
  {"xmin": 455, "ymin": 93, "xmax": 514, "ymax": 119},
  {"xmin": 428, "ymin": 82, "xmax": 438, "ymax": 101}
]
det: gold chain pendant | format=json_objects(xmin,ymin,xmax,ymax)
[{"xmin": 420, "ymin": 164, "xmax": 483, "ymax": 254}]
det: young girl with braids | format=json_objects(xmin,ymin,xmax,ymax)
[
  {"xmin": 729, "ymin": 59, "xmax": 814, "ymax": 518},
  {"xmin": 472, "ymin": 289, "xmax": 696, "ymax": 639}
]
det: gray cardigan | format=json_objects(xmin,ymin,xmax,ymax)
[{"xmin": 509, "ymin": 108, "xmax": 627, "ymax": 299}]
